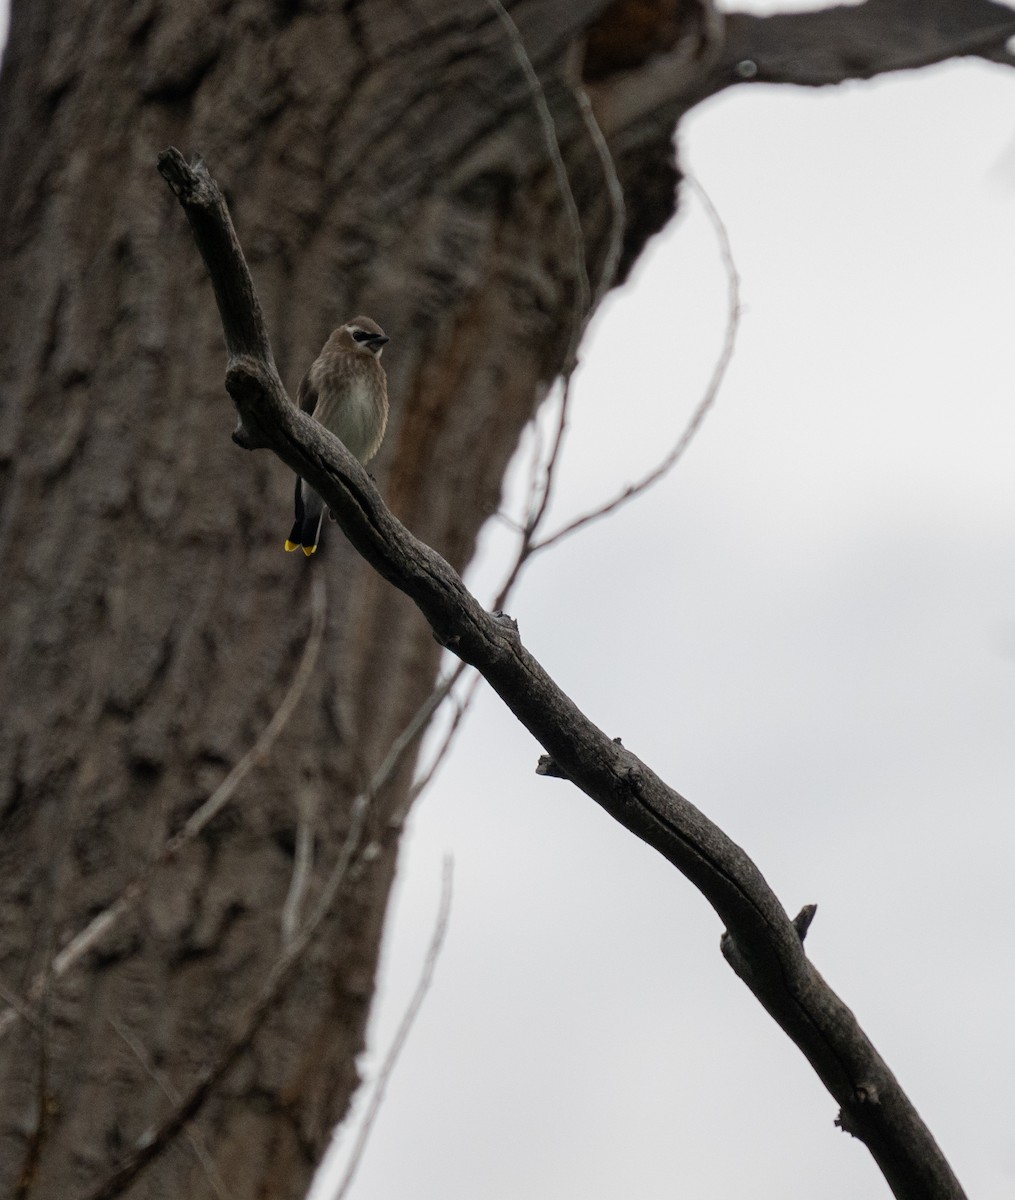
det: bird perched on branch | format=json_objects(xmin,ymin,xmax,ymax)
[{"xmin": 284, "ymin": 316, "xmax": 390, "ymax": 556}]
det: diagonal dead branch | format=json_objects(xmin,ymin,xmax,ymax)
[{"xmin": 157, "ymin": 148, "xmax": 968, "ymax": 1200}]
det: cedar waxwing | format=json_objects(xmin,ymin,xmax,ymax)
[{"xmin": 284, "ymin": 316, "xmax": 390, "ymax": 556}]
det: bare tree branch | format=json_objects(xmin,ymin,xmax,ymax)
[
  {"xmin": 280, "ymin": 799, "xmax": 316, "ymax": 949},
  {"xmin": 575, "ymin": 81, "xmax": 628, "ymax": 312},
  {"xmin": 585, "ymin": 0, "xmax": 1015, "ymax": 131},
  {"xmin": 482, "ymin": 0, "xmax": 627, "ymax": 613},
  {"xmin": 0, "ymin": 978, "xmax": 38, "ymax": 1031},
  {"xmin": 77, "ymin": 664, "xmax": 456, "ymax": 1200},
  {"xmin": 490, "ymin": 168, "xmax": 736, "ymax": 597},
  {"xmin": 700, "ymin": 0, "xmax": 1015, "ymax": 98},
  {"xmin": 0, "ymin": 576, "xmax": 328, "ymax": 1041},
  {"xmin": 14, "ymin": 977, "xmax": 52, "ymax": 1200},
  {"xmin": 529, "ymin": 172, "xmax": 740, "ymax": 558},
  {"xmin": 388, "ymin": 665, "xmax": 481, "ymax": 833},
  {"xmin": 157, "ymin": 147, "xmax": 969, "ymax": 1200},
  {"xmin": 109, "ymin": 1019, "xmax": 234, "ymax": 1200},
  {"xmin": 484, "ymin": 0, "xmax": 590, "ymax": 369},
  {"xmin": 331, "ymin": 856, "xmax": 454, "ymax": 1200}
]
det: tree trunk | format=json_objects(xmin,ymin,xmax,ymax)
[
  {"xmin": 0, "ymin": 2, "xmax": 699, "ymax": 1195},
  {"xmin": 2, "ymin": 1, "xmax": 1012, "ymax": 1197}
]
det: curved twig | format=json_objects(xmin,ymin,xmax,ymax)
[
  {"xmin": 482, "ymin": 0, "xmax": 627, "ymax": 617},
  {"xmin": 332, "ymin": 856, "xmax": 454, "ymax": 1200},
  {"xmin": 77, "ymin": 666, "xmax": 457, "ymax": 1200},
  {"xmin": 484, "ymin": 0, "xmax": 590, "ymax": 370},
  {"xmin": 531, "ymin": 173, "xmax": 739, "ymax": 557}
]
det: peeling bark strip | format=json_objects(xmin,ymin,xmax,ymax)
[{"xmin": 160, "ymin": 150, "xmax": 967, "ymax": 1200}]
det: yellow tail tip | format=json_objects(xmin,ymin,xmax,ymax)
[
  {"xmin": 284, "ymin": 540, "xmax": 299, "ymax": 552},
  {"xmin": 302, "ymin": 544, "xmax": 318, "ymax": 557}
]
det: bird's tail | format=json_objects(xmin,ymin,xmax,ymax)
[{"xmin": 284, "ymin": 480, "xmax": 325, "ymax": 557}]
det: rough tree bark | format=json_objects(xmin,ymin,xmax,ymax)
[{"xmin": 1, "ymin": 2, "xmax": 1013, "ymax": 1199}]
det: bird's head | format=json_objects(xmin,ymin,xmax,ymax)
[{"xmin": 336, "ymin": 316, "xmax": 389, "ymax": 357}]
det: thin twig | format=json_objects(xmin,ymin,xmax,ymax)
[
  {"xmin": 0, "ymin": 576, "xmax": 328, "ymax": 1042},
  {"xmin": 519, "ymin": 411, "xmax": 548, "ymax": 533},
  {"xmin": 368, "ymin": 670, "xmax": 460, "ymax": 796},
  {"xmin": 489, "ymin": 377, "xmax": 574, "ymax": 613},
  {"xmin": 77, "ymin": 669, "xmax": 457, "ymax": 1200},
  {"xmin": 0, "ymin": 977, "xmax": 39, "ymax": 1030},
  {"xmin": 331, "ymin": 856, "xmax": 454, "ymax": 1200},
  {"xmin": 109, "ymin": 1019, "xmax": 234, "ymax": 1200},
  {"xmin": 490, "ymin": 174, "xmax": 738, "ymax": 609},
  {"xmin": 481, "ymin": 2, "xmax": 627, "ymax": 610},
  {"xmin": 14, "ymin": 902, "xmax": 57, "ymax": 1199},
  {"xmin": 390, "ymin": 665, "xmax": 484, "ymax": 833},
  {"xmin": 573, "ymin": 83, "xmax": 627, "ymax": 310},
  {"xmin": 281, "ymin": 800, "xmax": 316, "ymax": 948},
  {"xmin": 507, "ymin": 77, "xmax": 626, "ymax": 567},
  {"xmin": 530, "ymin": 173, "xmax": 741, "ymax": 556},
  {"xmin": 14, "ymin": 980, "xmax": 51, "ymax": 1200},
  {"xmin": 484, "ymin": 0, "xmax": 590, "ymax": 369},
  {"xmin": 171, "ymin": 573, "xmax": 327, "ymax": 843},
  {"xmin": 411, "ymin": 675, "xmax": 481, "ymax": 802}
]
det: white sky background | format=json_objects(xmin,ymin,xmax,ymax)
[{"xmin": 311, "ymin": 23, "xmax": 1015, "ymax": 1200}]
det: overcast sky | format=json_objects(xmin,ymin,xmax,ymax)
[{"xmin": 309, "ymin": 10, "xmax": 1015, "ymax": 1200}]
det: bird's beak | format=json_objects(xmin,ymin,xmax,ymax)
[{"xmin": 366, "ymin": 334, "xmax": 389, "ymax": 349}]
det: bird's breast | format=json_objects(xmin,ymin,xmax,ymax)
[{"xmin": 312, "ymin": 365, "xmax": 388, "ymax": 464}]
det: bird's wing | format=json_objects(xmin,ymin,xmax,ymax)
[{"xmin": 297, "ymin": 372, "xmax": 319, "ymax": 417}]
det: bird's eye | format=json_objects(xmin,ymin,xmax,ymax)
[{"xmin": 351, "ymin": 330, "xmax": 372, "ymax": 343}]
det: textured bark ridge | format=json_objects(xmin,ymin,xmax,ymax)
[{"xmin": 1, "ymin": 2, "xmax": 1013, "ymax": 1198}]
